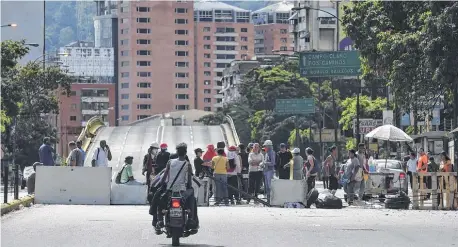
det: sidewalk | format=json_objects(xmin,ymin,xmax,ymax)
[{"xmin": 0, "ymin": 189, "xmax": 29, "ymax": 203}]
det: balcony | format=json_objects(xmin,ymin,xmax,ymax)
[
  {"xmin": 213, "ymin": 41, "xmax": 239, "ymax": 46},
  {"xmin": 213, "ymin": 59, "xmax": 235, "ymax": 63},
  {"xmin": 213, "ymin": 94, "xmax": 223, "ymax": 99},
  {"xmin": 255, "ymin": 42, "xmax": 264, "ymax": 48},
  {"xmin": 82, "ymin": 121, "xmax": 109, "ymax": 127},
  {"xmin": 214, "ymin": 32, "xmax": 238, "ymax": 37},
  {"xmin": 255, "ymin": 33, "xmax": 264, "ymax": 39},
  {"xmin": 213, "ymin": 67, "xmax": 226, "ymax": 72},
  {"xmin": 212, "ymin": 50, "xmax": 238, "ymax": 55},
  {"xmin": 213, "ymin": 102, "xmax": 223, "ymax": 108},
  {"xmin": 81, "ymin": 97, "xmax": 109, "ymax": 103},
  {"xmin": 82, "ymin": 109, "xmax": 110, "ymax": 115}
]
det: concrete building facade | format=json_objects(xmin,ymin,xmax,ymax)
[
  {"xmin": 290, "ymin": 0, "xmax": 337, "ymax": 52},
  {"xmin": 194, "ymin": 1, "xmax": 254, "ymax": 111},
  {"xmin": 252, "ymin": 1, "xmax": 295, "ymax": 55}
]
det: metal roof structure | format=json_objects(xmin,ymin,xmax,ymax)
[
  {"xmin": 194, "ymin": 0, "xmax": 249, "ymax": 12},
  {"xmin": 253, "ymin": 1, "xmax": 293, "ymax": 14}
]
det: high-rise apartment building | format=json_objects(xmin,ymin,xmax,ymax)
[
  {"xmin": 116, "ymin": 0, "xmax": 196, "ymax": 124},
  {"xmin": 194, "ymin": 1, "xmax": 254, "ymax": 111},
  {"xmin": 252, "ymin": 1, "xmax": 295, "ymax": 55}
]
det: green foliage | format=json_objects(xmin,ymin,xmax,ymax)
[
  {"xmin": 342, "ymin": 1, "xmax": 458, "ymax": 117},
  {"xmin": 346, "ymin": 138, "xmax": 357, "ymax": 151},
  {"xmin": 288, "ymin": 128, "xmax": 312, "ymax": 148},
  {"xmin": 339, "ymin": 96, "xmax": 387, "ymax": 131},
  {"xmin": 194, "ymin": 113, "xmax": 226, "ymax": 126}
]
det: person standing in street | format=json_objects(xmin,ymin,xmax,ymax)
[
  {"xmin": 227, "ymin": 146, "xmax": 241, "ymax": 205},
  {"xmin": 91, "ymin": 140, "xmax": 112, "ymax": 167},
  {"xmin": 262, "ymin": 140, "xmax": 276, "ymax": 203},
  {"xmin": 305, "ymin": 147, "xmax": 319, "ymax": 193},
  {"xmin": 344, "ymin": 149, "xmax": 362, "ymax": 205},
  {"xmin": 76, "ymin": 140, "xmax": 86, "ymax": 162},
  {"xmin": 238, "ymin": 143, "xmax": 249, "ymax": 199},
  {"xmin": 323, "ymin": 146, "xmax": 339, "ymax": 194},
  {"xmin": 39, "ymin": 137, "xmax": 55, "ymax": 166},
  {"xmin": 276, "ymin": 143, "xmax": 293, "ymax": 179},
  {"xmin": 212, "ymin": 148, "xmax": 229, "ymax": 206},
  {"xmin": 290, "ymin": 148, "xmax": 303, "ymax": 180},
  {"xmin": 193, "ymin": 148, "xmax": 205, "ymax": 178},
  {"xmin": 67, "ymin": 141, "xmax": 83, "ymax": 167},
  {"xmin": 356, "ymin": 143, "xmax": 368, "ymax": 200},
  {"xmin": 406, "ymin": 152, "xmax": 417, "ymax": 190},
  {"xmin": 143, "ymin": 143, "xmax": 160, "ymax": 191},
  {"xmin": 247, "ymin": 143, "xmax": 263, "ymax": 204},
  {"xmin": 155, "ymin": 143, "xmax": 171, "ymax": 174}
]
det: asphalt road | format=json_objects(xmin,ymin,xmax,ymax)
[{"xmin": 2, "ymin": 205, "xmax": 457, "ymax": 247}]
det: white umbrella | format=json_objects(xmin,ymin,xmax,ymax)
[{"xmin": 365, "ymin": 124, "xmax": 413, "ymax": 142}]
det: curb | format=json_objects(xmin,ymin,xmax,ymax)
[{"xmin": 1, "ymin": 195, "xmax": 35, "ymax": 216}]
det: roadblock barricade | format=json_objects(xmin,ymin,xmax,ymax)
[
  {"xmin": 363, "ymin": 172, "xmax": 396, "ymax": 196},
  {"xmin": 270, "ymin": 179, "xmax": 307, "ymax": 207},
  {"xmin": 412, "ymin": 172, "xmax": 457, "ymax": 210},
  {"xmin": 35, "ymin": 166, "xmax": 112, "ymax": 205}
]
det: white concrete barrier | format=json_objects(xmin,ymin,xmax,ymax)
[
  {"xmin": 110, "ymin": 183, "xmax": 148, "ymax": 205},
  {"xmin": 194, "ymin": 177, "xmax": 210, "ymax": 207},
  {"xmin": 35, "ymin": 166, "xmax": 111, "ymax": 205},
  {"xmin": 270, "ymin": 179, "xmax": 307, "ymax": 207}
]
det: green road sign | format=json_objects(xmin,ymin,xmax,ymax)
[
  {"xmin": 275, "ymin": 98, "xmax": 315, "ymax": 115},
  {"xmin": 299, "ymin": 51, "xmax": 361, "ymax": 77}
]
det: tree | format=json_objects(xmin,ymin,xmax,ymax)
[
  {"xmin": 1, "ymin": 40, "xmax": 72, "ymax": 167},
  {"xmin": 339, "ymin": 96, "xmax": 387, "ymax": 131}
]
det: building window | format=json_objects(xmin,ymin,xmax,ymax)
[
  {"xmin": 137, "ymin": 50, "xmax": 151, "ymax": 56},
  {"xmin": 175, "ymin": 62, "xmax": 189, "ymax": 68},
  {"xmin": 121, "ymin": 72, "xmax": 129, "ymax": 78},
  {"xmin": 121, "ymin": 18, "xmax": 129, "ymax": 24},
  {"xmin": 121, "ymin": 115, "xmax": 129, "ymax": 121},
  {"xmin": 121, "ymin": 7, "xmax": 129, "ymax": 13},
  {"xmin": 70, "ymin": 91, "xmax": 77, "ymax": 96},
  {"xmin": 137, "ymin": 104, "xmax": 151, "ymax": 110},
  {"xmin": 175, "ymin": 105, "xmax": 189, "ymax": 110},
  {"xmin": 241, "ymin": 36, "xmax": 248, "ymax": 42},
  {"xmin": 281, "ymin": 38, "xmax": 287, "ymax": 43},
  {"xmin": 121, "ymin": 104, "xmax": 129, "ymax": 110},
  {"xmin": 137, "ymin": 39, "xmax": 151, "ymax": 44},
  {"xmin": 241, "ymin": 46, "xmax": 248, "ymax": 51},
  {"xmin": 121, "ymin": 83, "xmax": 129, "ymax": 88},
  {"xmin": 204, "ymin": 62, "xmax": 211, "ymax": 67},
  {"xmin": 175, "ymin": 8, "xmax": 188, "ymax": 13},
  {"xmin": 137, "ymin": 61, "xmax": 151, "ymax": 66},
  {"xmin": 175, "ymin": 72, "xmax": 189, "ymax": 78},
  {"xmin": 137, "ymin": 72, "xmax": 152, "ymax": 77},
  {"xmin": 175, "ymin": 30, "xmax": 188, "ymax": 35},
  {"xmin": 204, "ymin": 98, "xmax": 211, "ymax": 103},
  {"xmin": 137, "ymin": 28, "xmax": 151, "ymax": 34},
  {"xmin": 216, "ymin": 63, "xmax": 228, "ymax": 68},
  {"xmin": 204, "ymin": 71, "xmax": 211, "ymax": 76},
  {"xmin": 121, "ymin": 61, "xmax": 130, "ymax": 67},
  {"xmin": 137, "ymin": 17, "xmax": 151, "ymax": 23},
  {"xmin": 204, "ymin": 44, "xmax": 211, "ymax": 49},
  {"xmin": 241, "ymin": 28, "xmax": 248, "ymax": 32},
  {"xmin": 121, "ymin": 50, "xmax": 129, "ymax": 56},
  {"xmin": 69, "ymin": 116, "xmax": 77, "ymax": 121},
  {"xmin": 216, "ymin": 36, "xmax": 235, "ymax": 42},
  {"xmin": 204, "ymin": 107, "xmax": 211, "ymax": 111},
  {"xmin": 175, "ymin": 40, "xmax": 189, "ymax": 45},
  {"xmin": 71, "ymin": 103, "xmax": 77, "ymax": 110},
  {"xmin": 216, "ymin": 54, "xmax": 236, "ymax": 59},
  {"xmin": 121, "ymin": 28, "xmax": 129, "ymax": 34},
  {"xmin": 204, "ymin": 36, "xmax": 211, "ymax": 41},
  {"xmin": 176, "ymin": 94, "xmax": 189, "ymax": 100},
  {"xmin": 175, "ymin": 51, "xmax": 189, "ymax": 56},
  {"xmin": 137, "ymin": 7, "xmax": 150, "ymax": 12},
  {"xmin": 204, "ymin": 80, "xmax": 211, "ymax": 85},
  {"xmin": 216, "ymin": 72, "xmax": 223, "ymax": 77},
  {"xmin": 204, "ymin": 53, "xmax": 211, "ymax": 58},
  {"xmin": 175, "ymin": 19, "xmax": 188, "ymax": 24},
  {"xmin": 280, "ymin": 29, "xmax": 288, "ymax": 34},
  {"xmin": 216, "ymin": 45, "xmax": 235, "ymax": 51},
  {"xmin": 204, "ymin": 89, "xmax": 211, "ymax": 94},
  {"xmin": 137, "ymin": 82, "xmax": 151, "ymax": 88},
  {"xmin": 121, "ymin": 94, "xmax": 129, "ymax": 99},
  {"xmin": 175, "ymin": 83, "xmax": 189, "ymax": 89},
  {"xmin": 121, "ymin": 39, "xmax": 129, "ymax": 46},
  {"xmin": 203, "ymin": 27, "xmax": 211, "ymax": 32},
  {"xmin": 236, "ymin": 12, "xmax": 250, "ymax": 23},
  {"xmin": 241, "ymin": 54, "xmax": 247, "ymax": 60},
  {"xmin": 216, "ymin": 27, "xmax": 235, "ymax": 33},
  {"xmin": 137, "ymin": 115, "xmax": 150, "ymax": 120},
  {"xmin": 280, "ymin": 46, "xmax": 288, "ymax": 51},
  {"xmin": 137, "ymin": 93, "xmax": 152, "ymax": 99}
]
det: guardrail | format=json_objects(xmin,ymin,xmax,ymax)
[
  {"xmin": 225, "ymin": 115, "xmax": 240, "ymax": 145},
  {"xmin": 76, "ymin": 116, "xmax": 106, "ymax": 152}
]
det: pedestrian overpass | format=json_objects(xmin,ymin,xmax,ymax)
[{"xmin": 77, "ymin": 109, "xmax": 240, "ymax": 183}]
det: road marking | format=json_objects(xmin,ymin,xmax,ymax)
[
  {"xmin": 116, "ymin": 126, "xmax": 132, "ymax": 168},
  {"xmin": 160, "ymin": 123, "xmax": 165, "ymax": 144}
]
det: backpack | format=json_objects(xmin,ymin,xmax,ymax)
[
  {"xmin": 115, "ymin": 165, "xmax": 127, "ymax": 184},
  {"xmin": 353, "ymin": 165, "xmax": 363, "ymax": 182},
  {"xmin": 228, "ymin": 158, "xmax": 236, "ymax": 171},
  {"xmin": 306, "ymin": 156, "xmax": 320, "ymax": 174}
]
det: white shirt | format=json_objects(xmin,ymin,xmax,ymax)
[
  {"xmin": 407, "ymin": 158, "xmax": 417, "ymax": 172},
  {"xmin": 248, "ymin": 152, "xmax": 263, "ymax": 172},
  {"xmin": 92, "ymin": 147, "xmax": 108, "ymax": 167}
]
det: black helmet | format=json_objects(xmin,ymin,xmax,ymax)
[{"xmin": 176, "ymin": 143, "xmax": 187, "ymax": 150}]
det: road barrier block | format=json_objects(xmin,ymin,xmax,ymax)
[
  {"xmin": 270, "ymin": 179, "xmax": 307, "ymax": 207},
  {"xmin": 35, "ymin": 166, "xmax": 111, "ymax": 205},
  {"xmin": 110, "ymin": 183, "xmax": 148, "ymax": 205}
]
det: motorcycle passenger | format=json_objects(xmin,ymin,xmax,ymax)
[
  {"xmin": 143, "ymin": 142, "xmax": 160, "ymax": 191},
  {"xmin": 155, "ymin": 143, "xmax": 171, "ymax": 174},
  {"xmin": 156, "ymin": 143, "xmax": 198, "ymax": 232},
  {"xmin": 262, "ymin": 140, "xmax": 276, "ymax": 204}
]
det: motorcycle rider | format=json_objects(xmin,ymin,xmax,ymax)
[
  {"xmin": 143, "ymin": 142, "xmax": 160, "ymax": 191},
  {"xmin": 155, "ymin": 143, "xmax": 171, "ymax": 174},
  {"xmin": 156, "ymin": 143, "xmax": 198, "ymax": 233}
]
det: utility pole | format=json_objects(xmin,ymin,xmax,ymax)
[
  {"xmin": 318, "ymin": 82, "xmax": 323, "ymax": 161},
  {"xmin": 356, "ymin": 86, "xmax": 361, "ymax": 143},
  {"xmin": 295, "ymin": 115, "xmax": 300, "ymax": 148}
]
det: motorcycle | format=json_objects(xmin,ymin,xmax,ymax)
[{"xmin": 158, "ymin": 191, "xmax": 197, "ymax": 246}]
